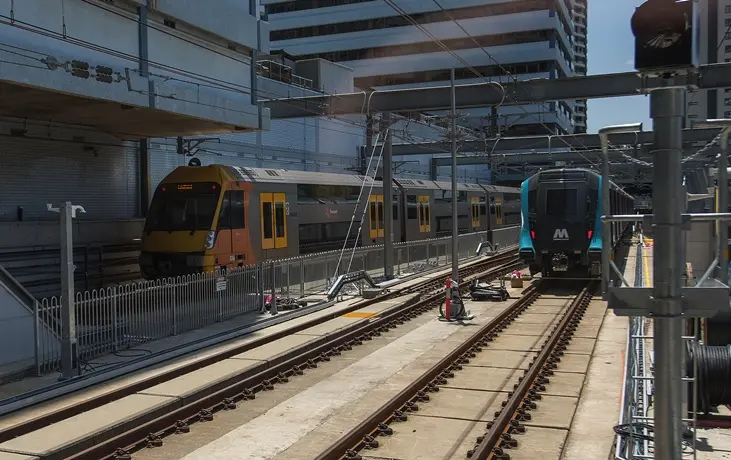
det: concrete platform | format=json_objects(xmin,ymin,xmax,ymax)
[
  {"xmin": 152, "ymin": 277, "xmax": 533, "ymax": 460},
  {"xmin": 0, "ymin": 289, "xmax": 434, "ymax": 459}
]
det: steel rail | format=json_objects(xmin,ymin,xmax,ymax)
[
  {"xmin": 314, "ymin": 281, "xmax": 545, "ymax": 460},
  {"xmin": 59, "ymin": 259, "xmax": 523, "ymax": 460},
  {"xmin": 468, "ymin": 281, "xmax": 598, "ymax": 460},
  {"xmin": 0, "ymin": 250, "xmax": 517, "ymax": 445}
]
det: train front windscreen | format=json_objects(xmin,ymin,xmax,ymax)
[
  {"xmin": 535, "ymin": 183, "xmax": 589, "ymax": 251},
  {"xmin": 145, "ymin": 182, "xmax": 221, "ymax": 234}
]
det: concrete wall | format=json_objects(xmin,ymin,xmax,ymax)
[{"xmin": 0, "ymin": 0, "xmax": 268, "ymax": 131}]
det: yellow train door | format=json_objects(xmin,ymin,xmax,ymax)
[
  {"xmin": 471, "ymin": 196, "xmax": 480, "ymax": 228},
  {"xmin": 369, "ymin": 194, "xmax": 385, "ymax": 239},
  {"xmin": 261, "ymin": 192, "xmax": 289, "ymax": 250}
]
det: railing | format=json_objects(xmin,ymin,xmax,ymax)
[{"xmin": 22, "ymin": 228, "xmax": 520, "ymax": 376}]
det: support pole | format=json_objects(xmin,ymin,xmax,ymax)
[
  {"xmin": 364, "ymin": 116, "xmax": 373, "ymax": 175},
  {"xmin": 601, "ymin": 144, "xmax": 611, "ymax": 295},
  {"xmin": 59, "ymin": 202, "xmax": 77, "ymax": 381},
  {"xmin": 650, "ymin": 87, "xmax": 686, "ymax": 460},
  {"xmin": 719, "ymin": 142, "xmax": 728, "ymax": 284},
  {"xmin": 450, "ymin": 68, "xmax": 459, "ymax": 288},
  {"xmin": 383, "ymin": 112, "xmax": 394, "ymax": 280}
]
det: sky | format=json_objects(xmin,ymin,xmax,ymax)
[{"xmin": 586, "ymin": 0, "xmax": 654, "ymax": 133}]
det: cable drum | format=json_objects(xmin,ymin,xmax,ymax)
[{"xmin": 686, "ymin": 342, "xmax": 731, "ymax": 413}]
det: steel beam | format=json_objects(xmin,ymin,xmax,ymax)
[
  {"xmin": 391, "ymin": 128, "xmax": 721, "ymax": 156},
  {"xmin": 263, "ymin": 63, "xmax": 731, "ymax": 119}
]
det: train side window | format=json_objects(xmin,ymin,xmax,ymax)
[
  {"xmin": 273, "ymin": 192, "xmax": 287, "ymax": 248},
  {"xmin": 231, "ymin": 191, "xmax": 245, "ymax": 229},
  {"xmin": 218, "ymin": 191, "xmax": 232, "ymax": 229},
  {"xmin": 479, "ymin": 204, "xmax": 486, "ymax": 215},
  {"xmin": 407, "ymin": 195, "xmax": 417, "ymax": 219},
  {"xmin": 261, "ymin": 192, "xmax": 274, "ymax": 249},
  {"xmin": 424, "ymin": 202, "xmax": 431, "ymax": 232},
  {"xmin": 393, "ymin": 204, "xmax": 398, "ymax": 221}
]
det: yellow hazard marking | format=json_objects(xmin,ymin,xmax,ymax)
[
  {"xmin": 642, "ymin": 244, "xmax": 652, "ymax": 287},
  {"xmin": 342, "ymin": 312, "xmax": 377, "ymax": 319}
]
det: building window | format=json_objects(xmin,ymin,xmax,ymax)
[
  {"xmin": 726, "ymin": 45, "xmax": 731, "ymax": 54},
  {"xmin": 726, "ymin": 32, "xmax": 731, "ymax": 40},
  {"xmin": 727, "ymin": 5, "xmax": 731, "ymax": 13},
  {"xmin": 725, "ymin": 98, "xmax": 731, "ymax": 106},
  {"xmin": 688, "ymin": 114, "xmax": 698, "ymax": 119},
  {"xmin": 725, "ymin": 111, "xmax": 731, "ymax": 118}
]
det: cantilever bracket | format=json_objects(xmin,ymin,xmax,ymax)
[
  {"xmin": 476, "ymin": 241, "xmax": 498, "ymax": 256},
  {"xmin": 607, "ymin": 281, "xmax": 730, "ymax": 317},
  {"xmin": 327, "ymin": 271, "xmax": 378, "ymax": 300}
]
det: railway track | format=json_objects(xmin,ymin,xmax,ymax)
[
  {"xmin": 0, "ymin": 251, "xmax": 522, "ymax": 460},
  {"xmin": 314, "ymin": 279, "xmax": 598, "ymax": 460}
]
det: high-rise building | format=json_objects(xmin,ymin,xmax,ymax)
[
  {"xmin": 686, "ymin": 0, "xmax": 731, "ymax": 123},
  {"xmin": 263, "ymin": 0, "xmax": 582, "ymax": 137},
  {"xmin": 572, "ymin": 0, "xmax": 588, "ymax": 133}
]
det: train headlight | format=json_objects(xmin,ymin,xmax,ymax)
[{"xmin": 204, "ymin": 231, "xmax": 216, "ymax": 250}]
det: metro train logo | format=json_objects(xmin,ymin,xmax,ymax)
[{"xmin": 553, "ymin": 228, "xmax": 569, "ymax": 241}]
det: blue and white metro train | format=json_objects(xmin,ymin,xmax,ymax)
[{"xmin": 518, "ymin": 168, "xmax": 634, "ymax": 277}]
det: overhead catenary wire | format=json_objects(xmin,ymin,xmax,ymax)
[{"xmin": 382, "ymin": 0, "xmax": 599, "ymax": 175}]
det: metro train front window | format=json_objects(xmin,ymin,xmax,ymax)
[
  {"xmin": 545, "ymin": 189, "xmax": 578, "ymax": 217},
  {"xmin": 146, "ymin": 183, "xmax": 221, "ymax": 232}
]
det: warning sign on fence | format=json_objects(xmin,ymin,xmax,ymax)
[{"xmin": 216, "ymin": 276, "xmax": 227, "ymax": 292}]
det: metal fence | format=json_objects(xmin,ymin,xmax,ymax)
[{"xmin": 27, "ymin": 228, "xmax": 519, "ymax": 376}]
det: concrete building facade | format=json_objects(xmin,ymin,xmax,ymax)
[
  {"xmin": 686, "ymin": 0, "xmax": 731, "ymax": 123},
  {"xmin": 264, "ymin": 0, "xmax": 580, "ymax": 139}
]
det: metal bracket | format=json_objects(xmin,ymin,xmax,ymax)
[
  {"xmin": 476, "ymin": 241, "xmax": 498, "ymax": 256},
  {"xmin": 607, "ymin": 280, "xmax": 730, "ymax": 317},
  {"xmin": 327, "ymin": 271, "xmax": 378, "ymax": 300}
]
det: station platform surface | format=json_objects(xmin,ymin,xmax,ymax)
[{"xmin": 0, "ymin": 256, "xmax": 502, "ymax": 459}]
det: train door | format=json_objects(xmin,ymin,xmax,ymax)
[
  {"xmin": 418, "ymin": 195, "xmax": 431, "ymax": 234},
  {"xmin": 369, "ymin": 194, "xmax": 385, "ymax": 239},
  {"xmin": 470, "ymin": 196, "xmax": 480, "ymax": 229},
  {"xmin": 494, "ymin": 195, "xmax": 504, "ymax": 227},
  {"xmin": 213, "ymin": 191, "xmax": 234, "ymax": 265},
  {"xmin": 261, "ymin": 192, "xmax": 288, "ymax": 250},
  {"xmin": 229, "ymin": 190, "xmax": 247, "ymax": 265}
]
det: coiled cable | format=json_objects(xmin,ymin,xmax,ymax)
[{"xmin": 686, "ymin": 342, "xmax": 731, "ymax": 413}]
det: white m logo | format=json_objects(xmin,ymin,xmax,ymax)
[{"xmin": 553, "ymin": 228, "xmax": 569, "ymax": 240}]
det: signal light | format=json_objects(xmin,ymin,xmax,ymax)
[
  {"xmin": 161, "ymin": 187, "xmax": 167, "ymax": 192},
  {"xmin": 212, "ymin": 184, "xmax": 217, "ymax": 190},
  {"xmin": 588, "ymin": 230, "xmax": 593, "ymax": 239},
  {"xmin": 530, "ymin": 231, "xmax": 535, "ymax": 239}
]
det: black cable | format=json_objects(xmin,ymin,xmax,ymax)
[{"xmin": 686, "ymin": 342, "xmax": 731, "ymax": 413}]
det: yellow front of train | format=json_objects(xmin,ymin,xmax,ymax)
[{"xmin": 139, "ymin": 165, "xmax": 226, "ymax": 279}]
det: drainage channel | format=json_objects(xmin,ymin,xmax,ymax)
[{"xmin": 313, "ymin": 279, "xmax": 597, "ymax": 460}]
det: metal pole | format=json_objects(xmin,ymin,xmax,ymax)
[
  {"xmin": 650, "ymin": 87, "xmax": 685, "ymax": 460},
  {"xmin": 450, "ymin": 69, "xmax": 459, "ymax": 287},
  {"xmin": 602, "ymin": 147, "xmax": 611, "ymax": 295},
  {"xmin": 719, "ymin": 144, "xmax": 728, "ymax": 284},
  {"xmin": 384, "ymin": 112, "xmax": 394, "ymax": 280},
  {"xmin": 59, "ymin": 202, "xmax": 77, "ymax": 380}
]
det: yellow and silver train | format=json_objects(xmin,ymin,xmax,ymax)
[{"xmin": 139, "ymin": 164, "xmax": 521, "ymax": 279}]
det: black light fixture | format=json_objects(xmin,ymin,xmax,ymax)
[{"xmin": 631, "ymin": 0, "xmax": 699, "ymax": 75}]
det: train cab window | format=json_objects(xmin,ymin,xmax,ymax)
[
  {"xmin": 217, "ymin": 192, "xmax": 232, "ymax": 229},
  {"xmin": 231, "ymin": 191, "xmax": 245, "ymax": 229},
  {"xmin": 546, "ymin": 189, "xmax": 578, "ymax": 217}
]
